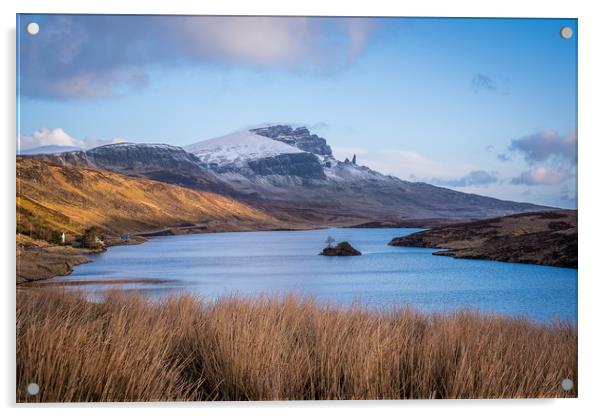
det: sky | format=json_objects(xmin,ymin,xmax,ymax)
[{"xmin": 17, "ymin": 15, "xmax": 577, "ymax": 208}]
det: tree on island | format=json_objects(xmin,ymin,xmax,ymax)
[
  {"xmin": 325, "ymin": 236, "xmax": 336, "ymax": 248},
  {"xmin": 320, "ymin": 240, "xmax": 362, "ymax": 256}
]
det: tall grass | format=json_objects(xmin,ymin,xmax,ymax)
[{"xmin": 16, "ymin": 290, "xmax": 577, "ymax": 402}]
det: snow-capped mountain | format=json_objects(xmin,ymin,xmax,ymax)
[
  {"xmin": 26, "ymin": 125, "xmax": 551, "ymax": 223},
  {"xmin": 186, "ymin": 125, "xmax": 395, "ymax": 184},
  {"xmin": 186, "ymin": 129, "xmax": 305, "ymax": 168},
  {"xmin": 250, "ymin": 125, "xmax": 333, "ymax": 157},
  {"xmin": 185, "ymin": 125, "xmax": 550, "ymax": 221}
]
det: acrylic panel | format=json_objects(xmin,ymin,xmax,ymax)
[{"xmin": 16, "ymin": 14, "xmax": 577, "ymax": 402}]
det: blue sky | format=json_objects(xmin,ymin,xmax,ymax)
[{"xmin": 17, "ymin": 15, "xmax": 577, "ymax": 208}]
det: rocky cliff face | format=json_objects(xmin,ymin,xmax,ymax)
[
  {"xmin": 186, "ymin": 125, "xmax": 552, "ymax": 222},
  {"xmin": 247, "ymin": 152, "xmax": 325, "ymax": 179},
  {"xmin": 251, "ymin": 125, "xmax": 333, "ymax": 156},
  {"xmin": 28, "ymin": 143, "xmax": 235, "ymax": 195}
]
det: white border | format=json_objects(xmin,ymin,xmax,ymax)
[{"xmin": 2, "ymin": 1, "xmax": 601, "ymax": 415}]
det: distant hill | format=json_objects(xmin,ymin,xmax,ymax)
[
  {"xmin": 19, "ymin": 145, "xmax": 82, "ymax": 155},
  {"xmin": 27, "ymin": 143, "xmax": 237, "ymax": 196},
  {"xmin": 16, "ymin": 158, "xmax": 281, "ymax": 242},
  {"xmin": 26, "ymin": 125, "xmax": 554, "ymax": 225},
  {"xmin": 389, "ymin": 210, "xmax": 577, "ymax": 268}
]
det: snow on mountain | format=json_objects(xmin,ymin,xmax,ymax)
[
  {"xmin": 250, "ymin": 125, "xmax": 333, "ymax": 157},
  {"xmin": 185, "ymin": 130, "xmax": 304, "ymax": 167},
  {"xmin": 24, "ymin": 124, "xmax": 551, "ymax": 221},
  {"xmin": 185, "ymin": 126, "xmax": 403, "ymax": 187},
  {"xmin": 325, "ymin": 160, "xmax": 392, "ymax": 183},
  {"xmin": 99, "ymin": 142, "xmax": 180, "ymax": 150},
  {"xmin": 182, "ymin": 125, "xmax": 549, "ymax": 220},
  {"xmin": 19, "ymin": 145, "xmax": 82, "ymax": 155}
]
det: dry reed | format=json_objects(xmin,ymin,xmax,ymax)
[{"xmin": 16, "ymin": 289, "xmax": 577, "ymax": 402}]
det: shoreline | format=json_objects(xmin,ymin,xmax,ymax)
[
  {"xmin": 388, "ymin": 210, "xmax": 577, "ymax": 269},
  {"xmin": 18, "ymin": 218, "xmax": 427, "ymax": 285},
  {"xmin": 19, "ymin": 226, "xmax": 577, "ymax": 325},
  {"xmin": 16, "ymin": 222, "xmax": 327, "ymax": 285},
  {"xmin": 18, "ymin": 212, "xmax": 577, "ymax": 286}
]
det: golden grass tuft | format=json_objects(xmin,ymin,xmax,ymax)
[{"xmin": 17, "ymin": 290, "xmax": 577, "ymax": 402}]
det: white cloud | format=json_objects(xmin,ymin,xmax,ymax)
[
  {"xmin": 345, "ymin": 18, "xmax": 375, "ymax": 58},
  {"xmin": 165, "ymin": 17, "xmax": 374, "ymax": 68},
  {"xmin": 172, "ymin": 17, "xmax": 314, "ymax": 67},
  {"xmin": 332, "ymin": 147, "xmax": 471, "ymax": 180},
  {"xmin": 19, "ymin": 128, "xmax": 78, "ymax": 148},
  {"xmin": 19, "ymin": 128, "xmax": 123, "ymax": 150},
  {"xmin": 511, "ymin": 167, "xmax": 572, "ymax": 186},
  {"xmin": 431, "ymin": 170, "xmax": 498, "ymax": 187},
  {"xmin": 334, "ymin": 144, "xmax": 575, "ymax": 208},
  {"xmin": 509, "ymin": 129, "xmax": 577, "ymax": 165},
  {"xmin": 21, "ymin": 15, "xmax": 376, "ymax": 99}
]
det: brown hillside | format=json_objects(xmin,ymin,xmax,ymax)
[
  {"xmin": 16, "ymin": 158, "xmax": 281, "ymax": 240},
  {"xmin": 389, "ymin": 210, "xmax": 577, "ymax": 268}
]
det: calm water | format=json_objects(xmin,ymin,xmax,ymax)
[{"xmin": 59, "ymin": 228, "xmax": 578, "ymax": 323}]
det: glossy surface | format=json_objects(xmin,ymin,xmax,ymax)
[{"xmin": 60, "ymin": 228, "xmax": 578, "ymax": 323}]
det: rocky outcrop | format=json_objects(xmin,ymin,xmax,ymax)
[
  {"xmin": 247, "ymin": 153, "xmax": 325, "ymax": 179},
  {"xmin": 188, "ymin": 125, "xmax": 551, "ymax": 222},
  {"xmin": 27, "ymin": 143, "xmax": 235, "ymax": 195},
  {"xmin": 31, "ymin": 143, "xmax": 201, "ymax": 169},
  {"xmin": 320, "ymin": 241, "xmax": 362, "ymax": 256},
  {"xmin": 389, "ymin": 210, "xmax": 577, "ymax": 268},
  {"xmin": 251, "ymin": 125, "xmax": 333, "ymax": 156}
]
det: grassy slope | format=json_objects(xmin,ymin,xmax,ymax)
[
  {"xmin": 16, "ymin": 158, "xmax": 281, "ymax": 238},
  {"xmin": 16, "ymin": 158, "xmax": 287, "ymax": 283},
  {"xmin": 389, "ymin": 210, "xmax": 577, "ymax": 268},
  {"xmin": 17, "ymin": 290, "xmax": 577, "ymax": 402}
]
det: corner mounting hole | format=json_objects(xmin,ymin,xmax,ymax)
[
  {"xmin": 27, "ymin": 22, "xmax": 40, "ymax": 35},
  {"xmin": 560, "ymin": 378, "xmax": 573, "ymax": 391},
  {"xmin": 560, "ymin": 27, "xmax": 573, "ymax": 40},
  {"xmin": 26, "ymin": 382, "xmax": 39, "ymax": 395}
]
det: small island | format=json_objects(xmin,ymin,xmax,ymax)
[{"xmin": 320, "ymin": 238, "xmax": 362, "ymax": 256}]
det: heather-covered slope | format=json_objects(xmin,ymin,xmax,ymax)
[
  {"xmin": 389, "ymin": 210, "xmax": 577, "ymax": 268},
  {"xmin": 16, "ymin": 158, "xmax": 281, "ymax": 240}
]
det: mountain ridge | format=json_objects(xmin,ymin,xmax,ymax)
[
  {"xmin": 27, "ymin": 142, "xmax": 238, "ymax": 196},
  {"xmin": 184, "ymin": 124, "xmax": 552, "ymax": 221},
  {"xmin": 27, "ymin": 124, "xmax": 554, "ymax": 224}
]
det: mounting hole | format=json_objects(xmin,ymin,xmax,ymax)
[
  {"xmin": 560, "ymin": 26, "xmax": 573, "ymax": 40},
  {"xmin": 26, "ymin": 22, "xmax": 40, "ymax": 35},
  {"xmin": 560, "ymin": 378, "xmax": 574, "ymax": 391},
  {"xmin": 26, "ymin": 382, "xmax": 39, "ymax": 395}
]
